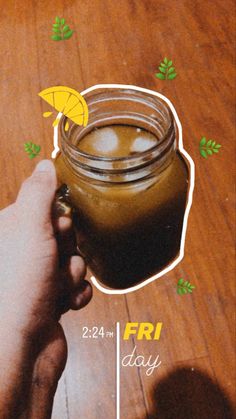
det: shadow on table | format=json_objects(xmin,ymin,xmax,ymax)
[{"xmin": 147, "ymin": 367, "xmax": 235, "ymax": 419}]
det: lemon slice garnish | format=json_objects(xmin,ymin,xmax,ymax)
[
  {"xmin": 38, "ymin": 86, "xmax": 88, "ymax": 126},
  {"xmin": 43, "ymin": 111, "xmax": 53, "ymax": 118}
]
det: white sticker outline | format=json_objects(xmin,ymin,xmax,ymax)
[{"xmin": 52, "ymin": 84, "xmax": 195, "ymax": 295}]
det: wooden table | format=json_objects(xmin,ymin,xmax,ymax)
[{"xmin": 0, "ymin": 1, "xmax": 235, "ymax": 418}]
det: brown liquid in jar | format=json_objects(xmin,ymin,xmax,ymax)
[{"xmin": 55, "ymin": 124, "xmax": 188, "ymax": 289}]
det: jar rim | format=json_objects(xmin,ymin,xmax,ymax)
[{"xmin": 59, "ymin": 87, "xmax": 175, "ymax": 163}]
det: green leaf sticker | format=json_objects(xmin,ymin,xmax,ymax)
[
  {"xmin": 63, "ymin": 30, "xmax": 74, "ymax": 40},
  {"xmin": 62, "ymin": 25, "xmax": 70, "ymax": 33},
  {"xmin": 52, "ymin": 34, "xmax": 62, "ymax": 41},
  {"xmin": 200, "ymin": 149, "xmax": 207, "ymax": 158},
  {"xmin": 51, "ymin": 17, "xmax": 74, "ymax": 41},
  {"xmin": 177, "ymin": 278, "xmax": 195, "ymax": 295},
  {"xmin": 155, "ymin": 73, "xmax": 165, "ymax": 80},
  {"xmin": 199, "ymin": 137, "xmax": 221, "ymax": 159},
  {"xmin": 167, "ymin": 73, "xmax": 177, "ymax": 80},
  {"xmin": 200, "ymin": 137, "xmax": 206, "ymax": 146},
  {"xmin": 24, "ymin": 142, "xmax": 41, "ymax": 159},
  {"xmin": 155, "ymin": 57, "xmax": 177, "ymax": 80}
]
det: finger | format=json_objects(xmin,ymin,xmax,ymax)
[
  {"xmin": 16, "ymin": 160, "xmax": 57, "ymax": 231},
  {"xmin": 57, "ymin": 280, "xmax": 92, "ymax": 314},
  {"xmin": 67, "ymin": 255, "xmax": 87, "ymax": 289},
  {"xmin": 70, "ymin": 280, "xmax": 93, "ymax": 310},
  {"xmin": 57, "ymin": 228, "xmax": 78, "ymax": 265},
  {"xmin": 56, "ymin": 255, "xmax": 87, "ymax": 314},
  {"xmin": 59, "ymin": 255, "xmax": 86, "ymax": 290},
  {"xmin": 53, "ymin": 216, "xmax": 72, "ymax": 233}
]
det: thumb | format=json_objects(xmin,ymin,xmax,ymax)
[{"xmin": 16, "ymin": 160, "xmax": 57, "ymax": 229}]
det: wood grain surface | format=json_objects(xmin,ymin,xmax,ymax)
[{"xmin": 0, "ymin": 1, "xmax": 235, "ymax": 418}]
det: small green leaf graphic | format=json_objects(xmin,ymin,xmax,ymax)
[
  {"xmin": 167, "ymin": 73, "xmax": 177, "ymax": 80},
  {"xmin": 199, "ymin": 137, "xmax": 222, "ymax": 159},
  {"xmin": 51, "ymin": 17, "xmax": 74, "ymax": 41},
  {"xmin": 156, "ymin": 73, "xmax": 165, "ymax": 80},
  {"xmin": 63, "ymin": 30, "xmax": 74, "ymax": 40},
  {"xmin": 52, "ymin": 34, "xmax": 62, "ymax": 41},
  {"xmin": 200, "ymin": 137, "xmax": 206, "ymax": 146},
  {"xmin": 177, "ymin": 278, "xmax": 196, "ymax": 296},
  {"xmin": 24, "ymin": 142, "xmax": 41, "ymax": 159},
  {"xmin": 178, "ymin": 278, "xmax": 184, "ymax": 285},
  {"xmin": 62, "ymin": 25, "xmax": 70, "ymax": 33},
  {"xmin": 200, "ymin": 149, "xmax": 207, "ymax": 158},
  {"xmin": 155, "ymin": 58, "xmax": 177, "ymax": 80}
]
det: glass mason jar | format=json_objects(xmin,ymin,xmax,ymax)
[{"xmin": 55, "ymin": 87, "xmax": 189, "ymax": 290}]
